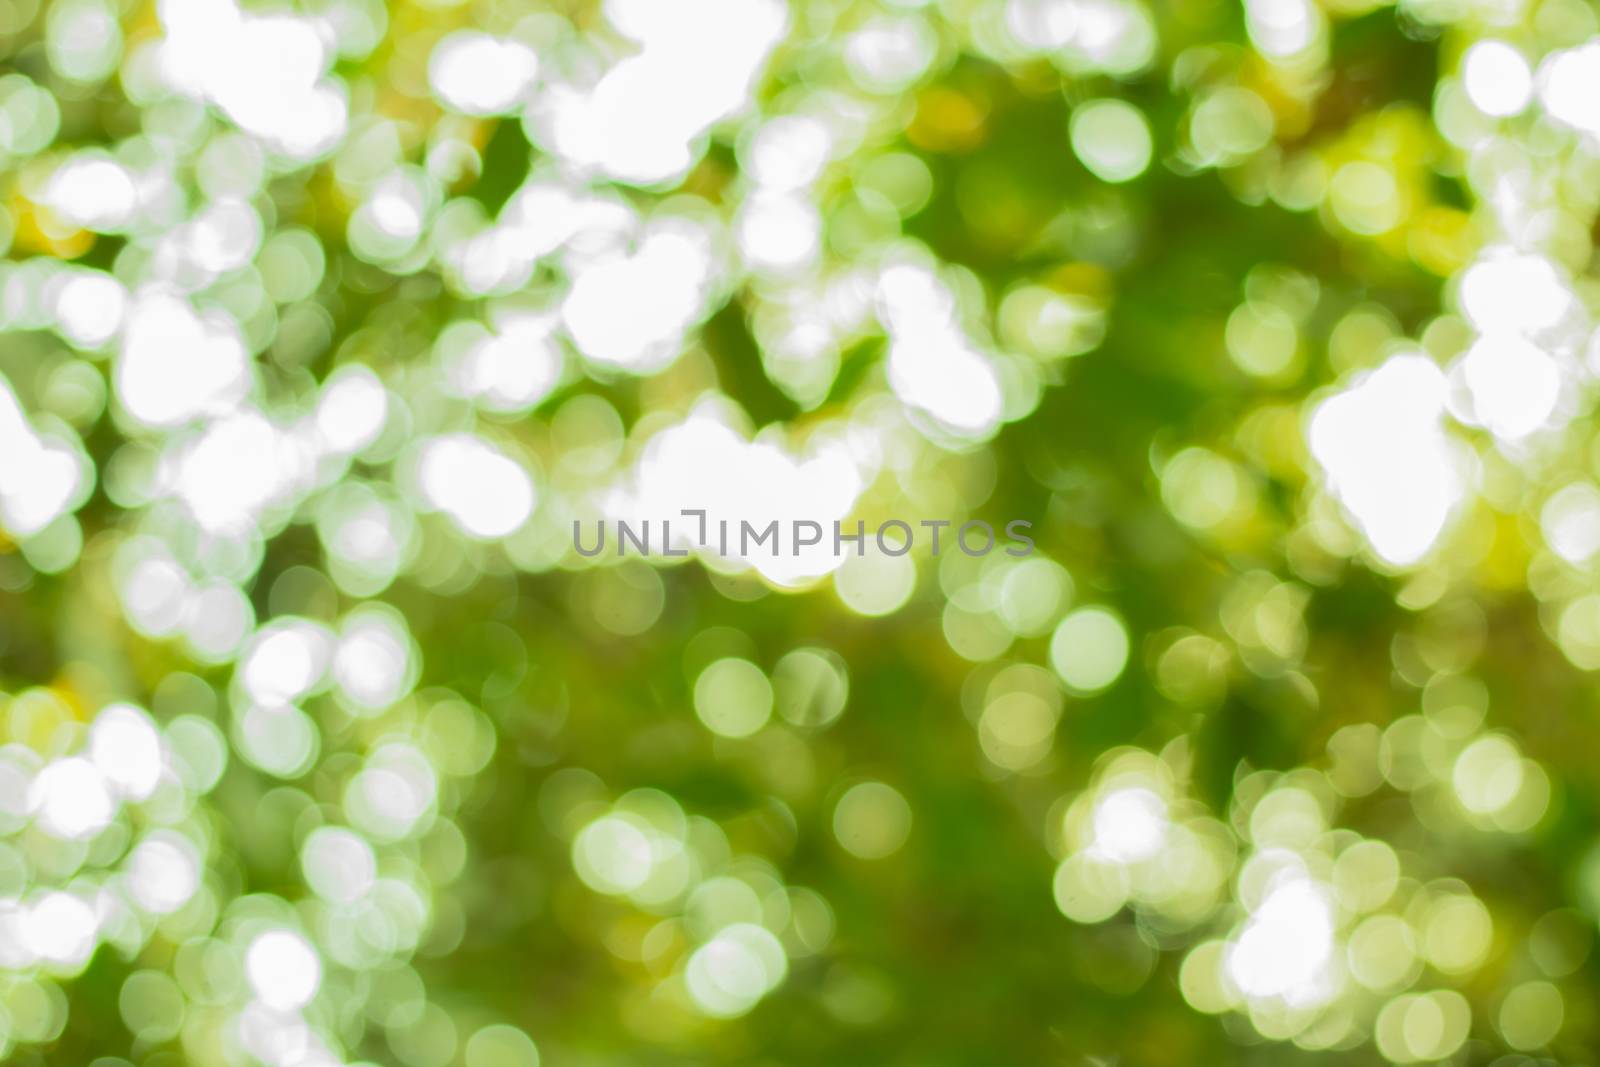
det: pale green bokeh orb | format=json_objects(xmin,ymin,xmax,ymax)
[
  {"xmin": 1049, "ymin": 608, "xmax": 1131, "ymax": 694},
  {"xmin": 1070, "ymin": 99, "xmax": 1153, "ymax": 184}
]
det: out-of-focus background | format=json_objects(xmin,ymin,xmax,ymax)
[{"xmin": 1, "ymin": 0, "xmax": 1599, "ymax": 1063}]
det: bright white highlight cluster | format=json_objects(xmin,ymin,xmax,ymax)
[
  {"xmin": 0, "ymin": 374, "xmax": 88, "ymax": 538},
  {"xmin": 50, "ymin": 269, "xmax": 126, "ymax": 349},
  {"xmin": 1537, "ymin": 41, "xmax": 1600, "ymax": 137},
  {"xmin": 117, "ymin": 292, "xmax": 249, "ymax": 429},
  {"xmin": 1225, "ymin": 866, "xmax": 1335, "ymax": 1003},
  {"xmin": 417, "ymin": 434, "xmax": 536, "ymax": 539},
  {"xmin": 125, "ymin": 832, "xmax": 202, "ymax": 914},
  {"xmin": 333, "ymin": 607, "xmax": 416, "ymax": 712},
  {"xmin": 2, "ymin": 698, "xmax": 211, "ymax": 992},
  {"xmin": 1309, "ymin": 355, "xmax": 1465, "ymax": 567},
  {"xmin": 156, "ymin": 0, "xmax": 348, "ymax": 159},
  {"xmin": 172, "ymin": 411, "xmax": 307, "ymax": 533},
  {"xmin": 314, "ymin": 365, "xmax": 389, "ymax": 454},
  {"xmin": 28, "ymin": 757, "xmax": 114, "ymax": 840},
  {"xmin": 562, "ymin": 224, "xmax": 714, "ymax": 372},
  {"xmin": 245, "ymin": 929, "xmax": 323, "ymax": 1011},
  {"xmin": 618, "ymin": 408, "xmax": 865, "ymax": 585},
  {"xmin": 879, "ymin": 263, "xmax": 1004, "ymax": 438},
  {"xmin": 1457, "ymin": 252, "xmax": 1574, "ymax": 338},
  {"xmin": 45, "ymin": 153, "xmax": 137, "ymax": 231},
  {"xmin": 1461, "ymin": 41, "xmax": 1532, "ymax": 117},
  {"xmin": 238, "ymin": 619, "xmax": 333, "ymax": 707},
  {"xmin": 539, "ymin": 0, "xmax": 788, "ymax": 184},
  {"xmin": 1053, "ymin": 750, "xmax": 1229, "ymax": 926},
  {"xmin": 443, "ymin": 314, "xmax": 564, "ymax": 414},
  {"xmin": 429, "ymin": 32, "xmax": 539, "ymax": 116},
  {"xmin": 1088, "ymin": 787, "xmax": 1168, "ymax": 863},
  {"xmin": 23, "ymin": 892, "xmax": 98, "ymax": 968},
  {"xmin": 1455, "ymin": 334, "xmax": 1562, "ymax": 442},
  {"xmin": 89, "ymin": 704, "xmax": 163, "ymax": 800}
]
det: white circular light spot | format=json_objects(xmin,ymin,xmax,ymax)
[
  {"xmin": 1462, "ymin": 40, "xmax": 1532, "ymax": 117},
  {"xmin": 126, "ymin": 832, "xmax": 202, "ymax": 915},
  {"xmin": 429, "ymin": 32, "xmax": 538, "ymax": 116},
  {"xmin": 24, "ymin": 892, "xmax": 98, "ymax": 967},
  {"xmin": 245, "ymin": 929, "xmax": 322, "ymax": 1011},
  {"xmin": 1089, "ymin": 787, "xmax": 1168, "ymax": 863},
  {"xmin": 89, "ymin": 703, "xmax": 163, "ymax": 801},
  {"xmin": 29, "ymin": 757, "xmax": 114, "ymax": 840},
  {"xmin": 417, "ymin": 434, "xmax": 535, "ymax": 539}
]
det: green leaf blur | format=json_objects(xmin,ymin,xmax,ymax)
[{"xmin": 0, "ymin": 0, "xmax": 1596, "ymax": 1064}]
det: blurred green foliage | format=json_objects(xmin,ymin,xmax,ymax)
[{"xmin": 3, "ymin": 0, "xmax": 1600, "ymax": 1064}]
